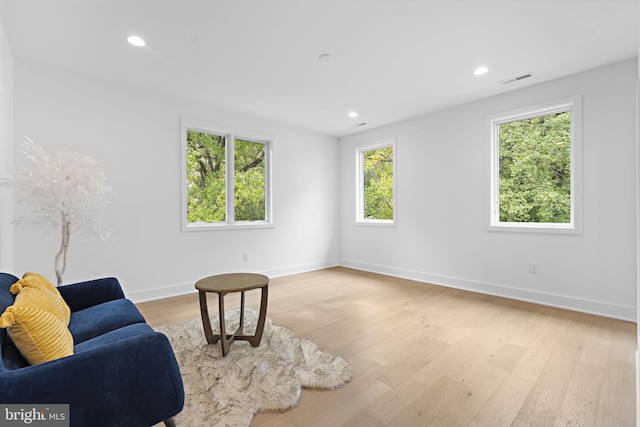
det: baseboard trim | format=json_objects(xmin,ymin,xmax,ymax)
[
  {"xmin": 339, "ymin": 259, "xmax": 636, "ymax": 322},
  {"xmin": 127, "ymin": 259, "xmax": 340, "ymax": 303},
  {"xmin": 128, "ymin": 282, "xmax": 196, "ymax": 304},
  {"xmin": 262, "ymin": 259, "xmax": 340, "ymax": 279}
]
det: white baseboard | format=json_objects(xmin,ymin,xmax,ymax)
[
  {"xmin": 339, "ymin": 259, "xmax": 636, "ymax": 322},
  {"xmin": 127, "ymin": 258, "xmax": 635, "ymax": 321},
  {"xmin": 262, "ymin": 259, "xmax": 340, "ymax": 279},
  {"xmin": 127, "ymin": 259, "xmax": 340, "ymax": 303},
  {"xmin": 127, "ymin": 281, "xmax": 197, "ymax": 304}
]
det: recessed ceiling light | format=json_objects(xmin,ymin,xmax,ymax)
[
  {"xmin": 127, "ymin": 35, "xmax": 146, "ymax": 47},
  {"xmin": 348, "ymin": 111, "xmax": 358, "ymax": 118},
  {"xmin": 318, "ymin": 53, "xmax": 333, "ymax": 62},
  {"xmin": 474, "ymin": 66, "xmax": 489, "ymax": 76}
]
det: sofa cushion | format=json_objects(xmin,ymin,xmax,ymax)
[
  {"xmin": 69, "ymin": 298, "xmax": 145, "ymax": 344},
  {"xmin": 12, "ymin": 272, "xmax": 70, "ymax": 325},
  {"xmin": 0, "ymin": 273, "xmax": 25, "ymax": 370},
  {"xmin": 0, "ymin": 273, "xmax": 19, "ymax": 313},
  {"xmin": 74, "ymin": 322, "xmax": 155, "ymax": 354},
  {"xmin": 0, "ymin": 285, "xmax": 74, "ymax": 365},
  {"xmin": 1, "ymin": 335, "xmax": 28, "ymax": 370}
]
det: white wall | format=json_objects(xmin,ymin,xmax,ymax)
[
  {"xmin": 12, "ymin": 60, "xmax": 339, "ymax": 300},
  {"xmin": 8, "ymin": 54, "xmax": 638, "ymax": 320},
  {"xmin": 0, "ymin": 14, "xmax": 14, "ymax": 272},
  {"xmin": 339, "ymin": 59, "xmax": 638, "ymax": 321}
]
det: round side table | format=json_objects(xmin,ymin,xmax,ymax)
[{"xmin": 195, "ymin": 273, "xmax": 269, "ymax": 356}]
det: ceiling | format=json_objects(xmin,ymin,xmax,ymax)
[{"xmin": 0, "ymin": 0, "xmax": 638, "ymax": 138}]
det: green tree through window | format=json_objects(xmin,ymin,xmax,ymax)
[
  {"xmin": 186, "ymin": 130, "xmax": 226, "ymax": 222},
  {"xmin": 362, "ymin": 146, "xmax": 394, "ymax": 220},
  {"xmin": 498, "ymin": 111, "xmax": 571, "ymax": 223},
  {"xmin": 186, "ymin": 129, "xmax": 268, "ymax": 224},
  {"xmin": 234, "ymin": 139, "xmax": 265, "ymax": 221}
]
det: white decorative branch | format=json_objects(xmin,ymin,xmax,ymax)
[{"xmin": 1, "ymin": 137, "xmax": 116, "ymax": 285}]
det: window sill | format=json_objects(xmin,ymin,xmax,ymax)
[
  {"xmin": 355, "ymin": 220, "xmax": 396, "ymax": 228},
  {"xmin": 182, "ymin": 221, "xmax": 275, "ymax": 232},
  {"xmin": 488, "ymin": 222, "xmax": 581, "ymax": 235}
]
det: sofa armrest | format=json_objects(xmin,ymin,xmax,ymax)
[
  {"xmin": 58, "ymin": 277, "xmax": 126, "ymax": 312},
  {"xmin": 0, "ymin": 330, "xmax": 184, "ymax": 427}
]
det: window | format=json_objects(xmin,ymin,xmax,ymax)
[
  {"xmin": 356, "ymin": 139, "xmax": 396, "ymax": 225},
  {"xmin": 489, "ymin": 96, "xmax": 582, "ymax": 233},
  {"xmin": 181, "ymin": 119, "xmax": 273, "ymax": 230}
]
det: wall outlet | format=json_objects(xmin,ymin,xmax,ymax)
[
  {"xmin": 529, "ymin": 263, "xmax": 538, "ymax": 274},
  {"xmin": 243, "ymin": 252, "xmax": 249, "ymax": 262},
  {"xmin": 373, "ymin": 247, "xmax": 379, "ymax": 255}
]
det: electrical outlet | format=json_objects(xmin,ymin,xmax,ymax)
[
  {"xmin": 243, "ymin": 252, "xmax": 249, "ymax": 262},
  {"xmin": 529, "ymin": 263, "xmax": 538, "ymax": 274},
  {"xmin": 373, "ymin": 247, "xmax": 379, "ymax": 255}
]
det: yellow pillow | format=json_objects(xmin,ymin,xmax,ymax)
[
  {"xmin": 0, "ymin": 285, "xmax": 74, "ymax": 365},
  {"xmin": 11, "ymin": 272, "xmax": 71, "ymax": 325}
]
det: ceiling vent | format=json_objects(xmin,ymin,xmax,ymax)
[{"xmin": 498, "ymin": 73, "xmax": 533, "ymax": 85}]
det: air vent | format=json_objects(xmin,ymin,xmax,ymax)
[{"xmin": 498, "ymin": 73, "xmax": 533, "ymax": 85}]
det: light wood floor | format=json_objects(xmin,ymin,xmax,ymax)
[{"xmin": 138, "ymin": 267, "xmax": 637, "ymax": 427}]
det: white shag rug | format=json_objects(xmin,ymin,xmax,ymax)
[{"xmin": 155, "ymin": 309, "xmax": 352, "ymax": 427}]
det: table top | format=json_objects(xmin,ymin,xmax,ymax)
[{"xmin": 195, "ymin": 273, "xmax": 269, "ymax": 293}]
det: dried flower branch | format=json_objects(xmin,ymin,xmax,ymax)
[{"xmin": 2, "ymin": 137, "xmax": 116, "ymax": 285}]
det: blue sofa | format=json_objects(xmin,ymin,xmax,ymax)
[{"xmin": 0, "ymin": 273, "xmax": 184, "ymax": 427}]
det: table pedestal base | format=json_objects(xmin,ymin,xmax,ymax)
[{"xmin": 198, "ymin": 284, "xmax": 268, "ymax": 356}]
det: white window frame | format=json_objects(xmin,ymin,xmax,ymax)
[
  {"xmin": 355, "ymin": 138, "xmax": 397, "ymax": 226},
  {"xmin": 489, "ymin": 96, "xmax": 582, "ymax": 234},
  {"xmin": 181, "ymin": 118, "xmax": 274, "ymax": 231}
]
